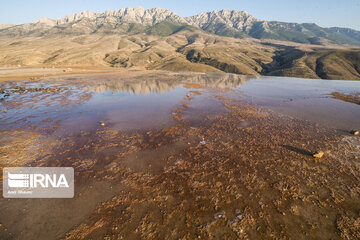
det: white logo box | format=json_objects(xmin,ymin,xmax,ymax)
[{"xmin": 3, "ymin": 167, "xmax": 74, "ymax": 198}]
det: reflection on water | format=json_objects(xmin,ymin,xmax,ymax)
[
  {"xmin": 1, "ymin": 72, "xmax": 359, "ymax": 134},
  {"xmin": 84, "ymin": 72, "xmax": 255, "ymax": 94},
  {"xmin": 0, "ymin": 72, "xmax": 253, "ymax": 133}
]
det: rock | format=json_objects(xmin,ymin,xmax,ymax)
[
  {"xmin": 199, "ymin": 140, "xmax": 206, "ymax": 145},
  {"xmin": 214, "ymin": 211, "xmax": 225, "ymax": 219},
  {"xmin": 7, "ymin": 7, "xmax": 187, "ymax": 36},
  {"xmin": 2, "ymin": 109, "xmax": 8, "ymax": 113},
  {"xmin": 186, "ymin": 9, "xmax": 256, "ymax": 33},
  {"xmin": 350, "ymin": 130, "xmax": 359, "ymax": 136},
  {"xmin": 313, "ymin": 151, "xmax": 324, "ymax": 158}
]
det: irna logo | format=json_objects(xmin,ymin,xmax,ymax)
[
  {"xmin": 3, "ymin": 167, "xmax": 74, "ymax": 198},
  {"xmin": 7, "ymin": 172, "xmax": 69, "ymax": 188}
]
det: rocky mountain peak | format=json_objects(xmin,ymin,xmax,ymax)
[
  {"xmin": 32, "ymin": 7, "xmax": 187, "ymax": 27},
  {"xmin": 185, "ymin": 9, "xmax": 258, "ymax": 32}
]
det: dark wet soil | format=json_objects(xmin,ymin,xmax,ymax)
[{"xmin": 0, "ymin": 72, "xmax": 359, "ymax": 240}]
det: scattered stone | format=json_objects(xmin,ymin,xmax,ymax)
[
  {"xmin": 199, "ymin": 140, "xmax": 206, "ymax": 145},
  {"xmin": 350, "ymin": 130, "xmax": 359, "ymax": 136},
  {"xmin": 313, "ymin": 151, "xmax": 324, "ymax": 159},
  {"xmin": 214, "ymin": 211, "xmax": 225, "ymax": 219}
]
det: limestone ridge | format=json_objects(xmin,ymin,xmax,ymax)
[
  {"xmin": 185, "ymin": 10, "xmax": 258, "ymax": 33},
  {"xmin": 0, "ymin": 7, "xmax": 360, "ymax": 45},
  {"xmin": 0, "ymin": 7, "xmax": 188, "ymax": 36},
  {"xmin": 36, "ymin": 7, "xmax": 187, "ymax": 26},
  {"xmin": 186, "ymin": 9, "xmax": 360, "ymax": 45}
]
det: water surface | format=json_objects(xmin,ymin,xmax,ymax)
[{"xmin": 1, "ymin": 73, "xmax": 359, "ymax": 133}]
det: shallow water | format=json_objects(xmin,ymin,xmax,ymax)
[
  {"xmin": 236, "ymin": 77, "xmax": 360, "ymax": 129},
  {"xmin": 1, "ymin": 73, "xmax": 359, "ymax": 133},
  {"xmin": 1, "ymin": 73, "xmax": 246, "ymax": 134}
]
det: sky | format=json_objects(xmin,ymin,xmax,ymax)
[{"xmin": 0, "ymin": 0, "xmax": 359, "ymax": 30}]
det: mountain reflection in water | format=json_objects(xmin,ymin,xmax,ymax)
[{"xmin": 83, "ymin": 72, "xmax": 256, "ymax": 94}]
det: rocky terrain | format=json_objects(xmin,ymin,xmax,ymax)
[
  {"xmin": 0, "ymin": 7, "xmax": 359, "ymax": 80},
  {"xmin": 186, "ymin": 9, "xmax": 360, "ymax": 46}
]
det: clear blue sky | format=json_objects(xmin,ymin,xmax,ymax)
[{"xmin": 1, "ymin": 0, "xmax": 359, "ymax": 30}]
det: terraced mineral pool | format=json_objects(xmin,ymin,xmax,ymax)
[{"xmin": 0, "ymin": 72, "xmax": 359, "ymax": 240}]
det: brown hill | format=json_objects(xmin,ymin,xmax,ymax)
[{"xmin": 0, "ymin": 30, "xmax": 359, "ymax": 80}]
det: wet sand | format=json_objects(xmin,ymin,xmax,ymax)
[{"xmin": 0, "ymin": 71, "xmax": 359, "ymax": 239}]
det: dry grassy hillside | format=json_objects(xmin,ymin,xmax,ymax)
[
  {"xmin": 0, "ymin": 30, "xmax": 359, "ymax": 80},
  {"xmin": 262, "ymin": 45, "xmax": 360, "ymax": 80}
]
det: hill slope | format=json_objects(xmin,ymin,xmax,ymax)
[{"xmin": 1, "ymin": 29, "xmax": 359, "ymax": 80}]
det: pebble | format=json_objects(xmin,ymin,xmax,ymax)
[
  {"xmin": 351, "ymin": 130, "xmax": 359, "ymax": 136},
  {"xmin": 214, "ymin": 211, "xmax": 225, "ymax": 219},
  {"xmin": 313, "ymin": 151, "xmax": 324, "ymax": 158}
]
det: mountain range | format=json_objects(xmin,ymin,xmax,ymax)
[
  {"xmin": 1, "ymin": 7, "xmax": 360, "ymax": 45},
  {"xmin": 0, "ymin": 7, "xmax": 359, "ymax": 80}
]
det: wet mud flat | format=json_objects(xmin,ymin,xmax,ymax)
[{"xmin": 0, "ymin": 72, "xmax": 359, "ymax": 239}]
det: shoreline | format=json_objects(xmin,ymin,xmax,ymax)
[{"xmin": 1, "ymin": 67, "xmax": 360, "ymax": 83}]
